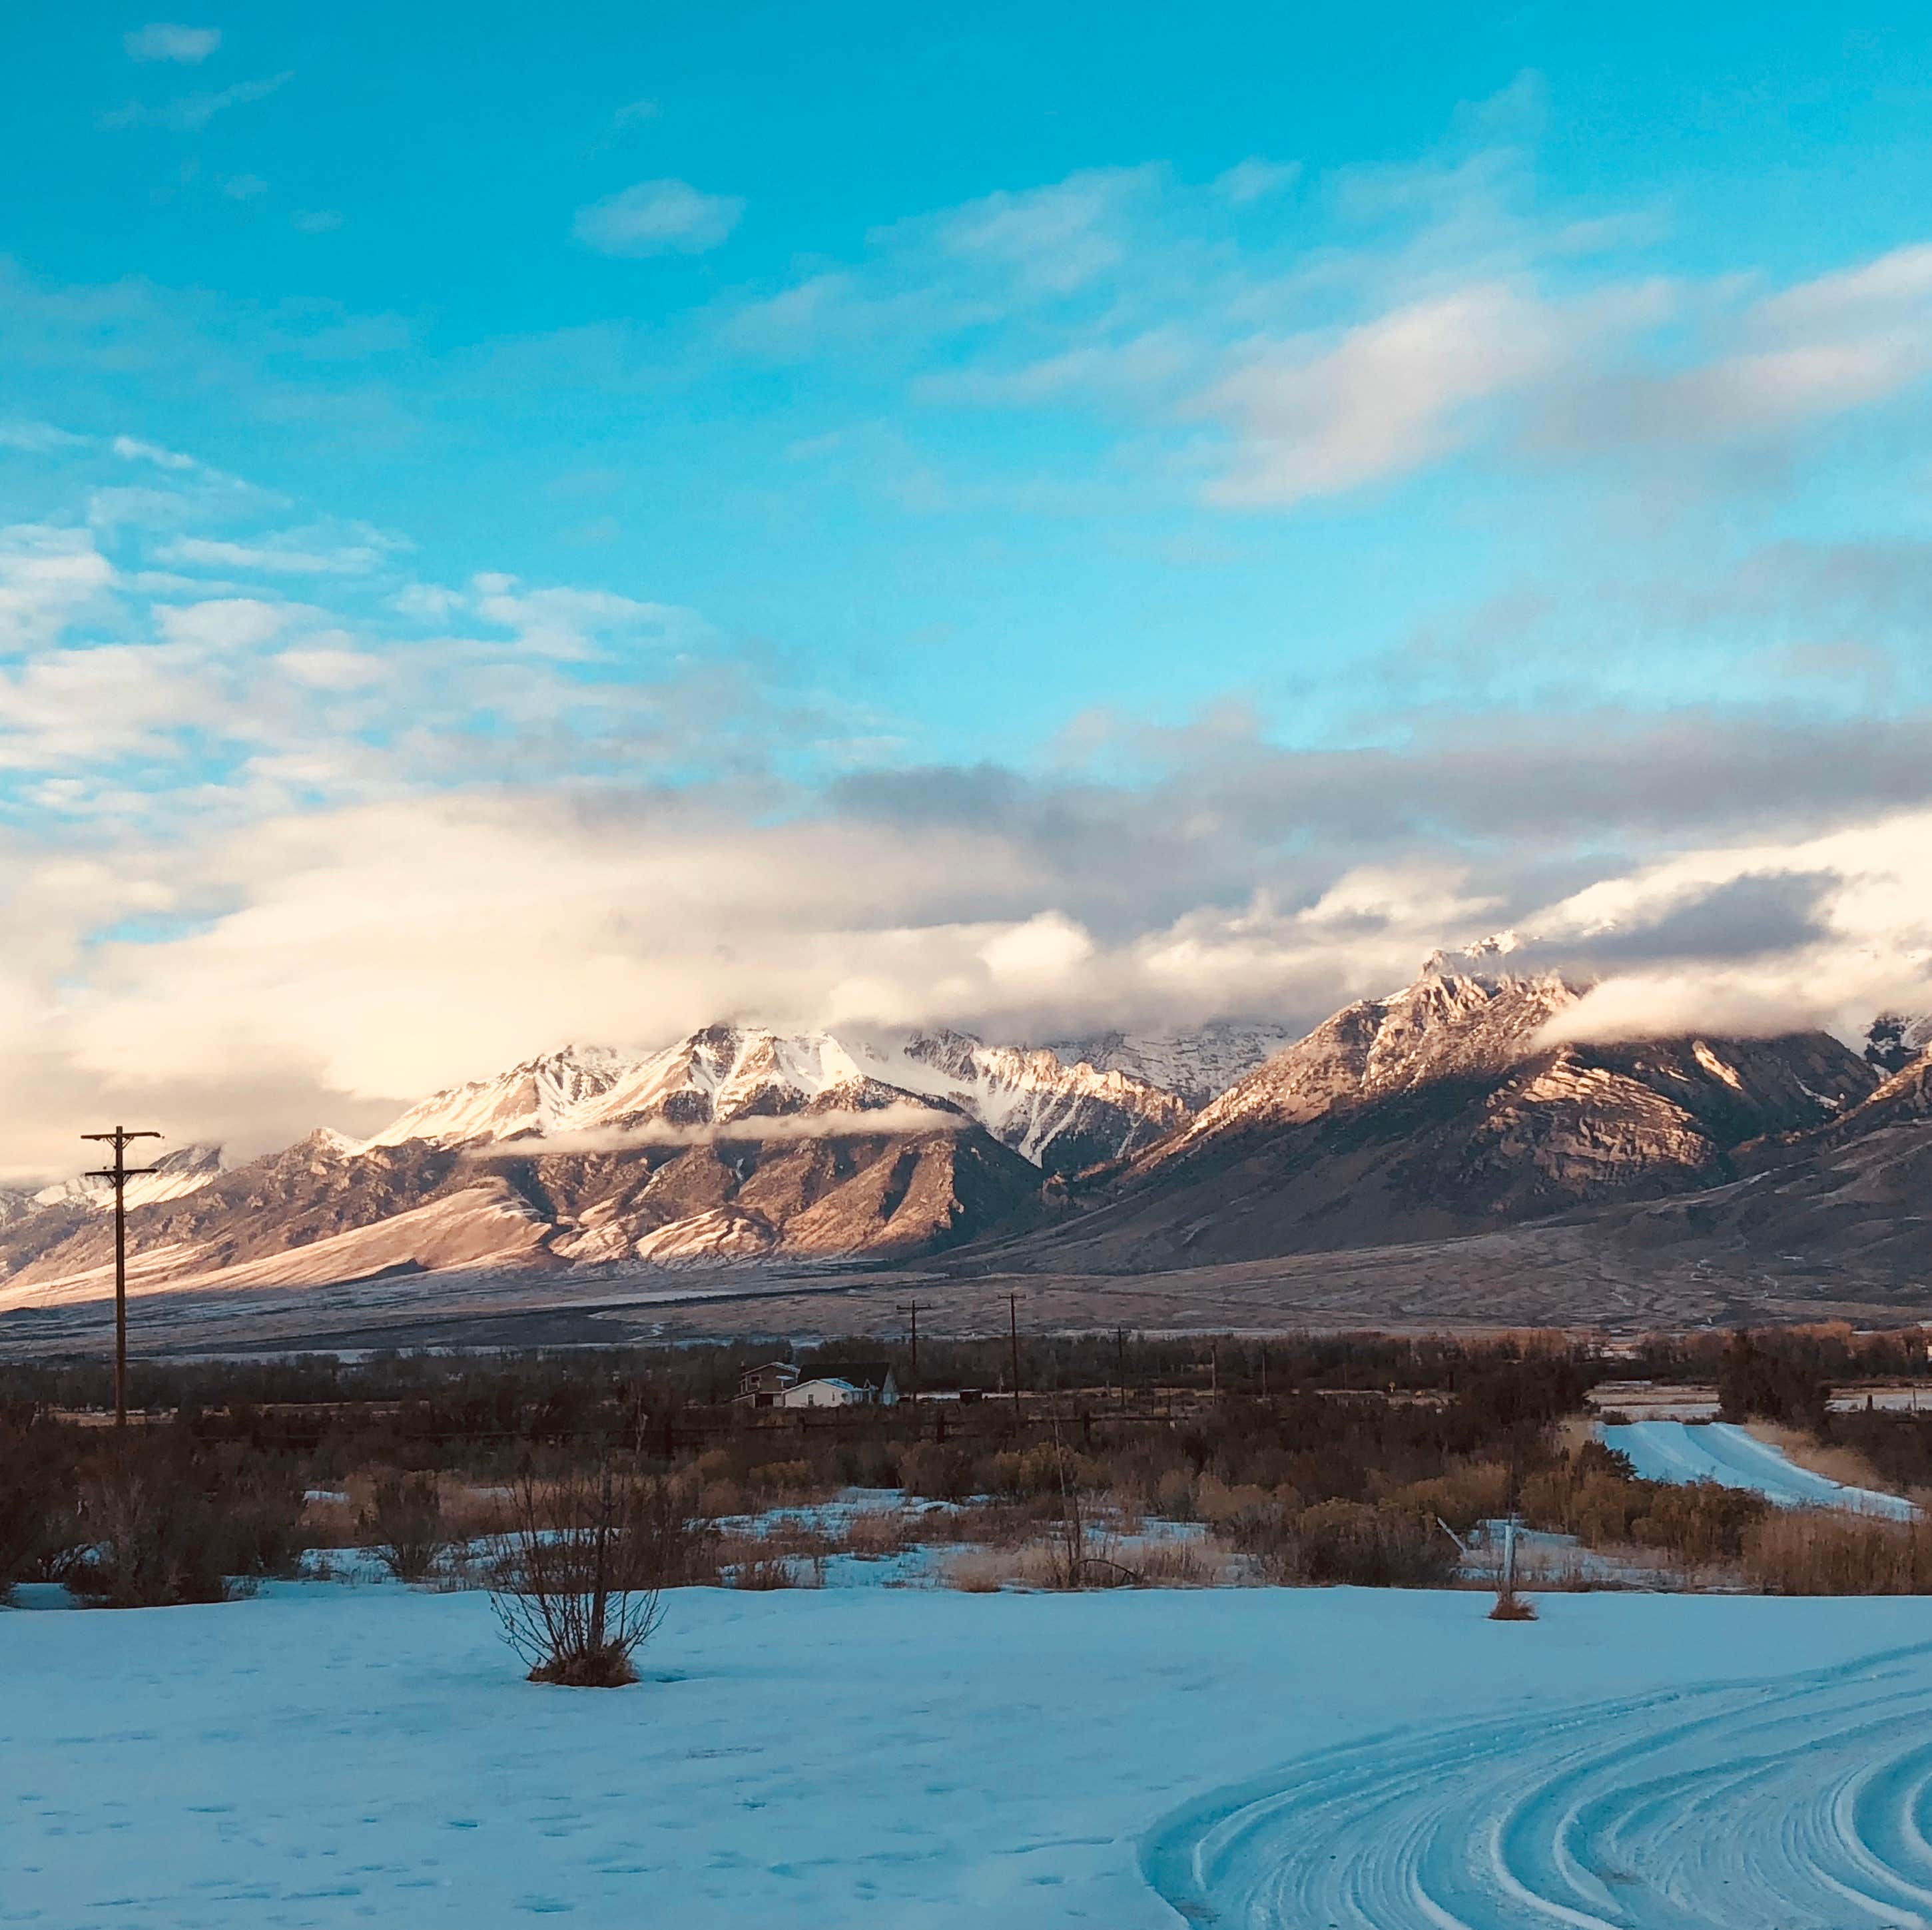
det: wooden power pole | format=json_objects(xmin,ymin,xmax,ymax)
[
  {"xmin": 896, "ymin": 1298, "xmax": 920, "ymax": 1400},
  {"xmin": 1007, "ymin": 1291, "xmax": 1022, "ymax": 1425},
  {"xmin": 81, "ymin": 1127, "xmax": 162, "ymax": 1427}
]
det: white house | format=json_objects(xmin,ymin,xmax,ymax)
[{"xmin": 775, "ymin": 1363, "xmax": 899, "ymax": 1409}]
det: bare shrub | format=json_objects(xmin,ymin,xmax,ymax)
[
  {"xmin": 487, "ymin": 1463, "xmax": 674, "ymax": 1687},
  {"xmin": 358, "ymin": 1473, "xmax": 452, "ymax": 1583},
  {"xmin": 1153, "ymin": 1468, "xmax": 1197, "ymax": 1521},
  {"xmin": 1233, "ymin": 1499, "xmax": 1455, "ymax": 1588},
  {"xmin": 1387, "ymin": 1459, "xmax": 1514, "ymax": 1533},
  {"xmin": 69, "ymin": 1456, "xmax": 228, "ymax": 1608},
  {"xmin": 1489, "ymin": 1590, "xmax": 1538, "ymax": 1621},
  {"xmin": 0, "ymin": 1415, "xmax": 80, "ymax": 1598},
  {"xmin": 899, "ymin": 1442, "xmax": 976, "ymax": 1502}
]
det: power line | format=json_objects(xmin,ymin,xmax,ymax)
[{"xmin": 81, "ymin": 1126, "xmax": 162, "ymax": 1427}]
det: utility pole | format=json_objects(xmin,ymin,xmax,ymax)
[
  {"xmin": 896, "ymin": 1299, "xmax": 920, "ymax": 1401},
  {"xmin": 1007, "ymin": 1292, "xmax": 1022, "ymax": 1427},
  {"xmin": 81, "ymin": 1126, "xmax": 162, "ymax": 1428}
]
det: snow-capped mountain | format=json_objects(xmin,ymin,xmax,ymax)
[
  {"xmin": 1038, "ymin": 1022, "xmax": 1297, "ymax": 1110},
  {"xmin": 0, "ymin": 1026, "xmax": 1187, "ymax": 1303},
  {"xmin": 363, "ymin": 1046, "xmax": 635, "ymax": 1147},
  {"xmin": 1006, "ymin": 950, "xmax": 1883, "ymax": 1273},
  {"xmin": 1866, "ymin": 1012, "xmax": 1932, "ymax": 1075},
  {"xmin": 364, "ymin": 1024, "xmax": 1185, "ymax": 1177},
  {"xmin": 5, "ymin": 966, "xmax": 1921, "ymax": 1317},
  {"xmin": 29, "ymin": 1143, "xmax": 224, "ymax": 1214}
]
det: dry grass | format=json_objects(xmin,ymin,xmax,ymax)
[
  {"xmin": 939, "ymin": 1544, "xmax": 1066, "ymax": 1592},
  {"xmin": 1742, "ymin": 1508, "xmax": 1932, "ymax": 1594},
  {"xmin": 938, "ymin": 1527, "xmax": 1241, "ymax": 1592},
  {"xmin": 837, "ymin": 1510, "xmax": 927, "ymax": 1560},
  {"xmin": 304, "ymin": 1466, "xmax": 519, "ymax": 1548},
  {"xmin": 1488, "ymin": 1590, "xmax": 1538, "ymax": 1621},
  {"xmin": 709, "ymin": 1522, "xmax": 832, "ymax": 1590}
]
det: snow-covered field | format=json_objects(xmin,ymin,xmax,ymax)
[
  {"xmin": 7, "ymin": 1584, "xmax": 1932, "ymax": 1925},
  {"xmin": 1601, "ymin": 1419, "xmax": 1917, "ymax": 1517}
]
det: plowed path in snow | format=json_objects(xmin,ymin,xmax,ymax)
[
  {"xmin": 1143, "ymin": 1639, "xmax": 1932, "ymax": 1927},
  {"xmin": 1602, "ymin": 1421, "xmax": 1917, "ymax": 1518}
]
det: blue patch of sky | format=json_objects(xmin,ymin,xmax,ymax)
[{"xmin": 4, "ymin": 0, "xmax": 1932, "ymax": 789}]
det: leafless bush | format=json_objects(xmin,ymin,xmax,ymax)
[
  {"xmin": 1489, "ymin": 1589, "xmax": 1538, "ymax": 1621},
  {"xmin": 487, "ymin": 1463, "xmax": 677, "ymax": 1687},
  {"xmin": 1233, "ymin": 1499, "xmax": 1456, "ymax": 1588},
  {"xmin": 0, "ymin": 1417, "xmax": 80, "ymax": 1598},
  {"xmin": 69, "ymin": 1456, "xmax": 228, "ymax": 1608},
  {"xmin": 358, "ymin": 1473, "xmax": 452, "ymax": 1584}
]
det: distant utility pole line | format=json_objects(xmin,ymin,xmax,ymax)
[{"xmin": 81, "ymin": 1127, "xmax": 162, "ymax": 1427}]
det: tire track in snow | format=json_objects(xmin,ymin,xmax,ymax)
[{"xmin": 1142, "ymin": 1640, "xmax": 1932, "ymax": 1927}]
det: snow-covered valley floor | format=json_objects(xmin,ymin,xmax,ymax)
[{"xmin": 8, "ymin": 1585, "xmax": 1932, "ymax": 1927}]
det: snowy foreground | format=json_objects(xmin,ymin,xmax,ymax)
[
  {"xmin": 9, "ymin": 1585, "xmax": 1932, "ymax": 1927},
  {"xmin": 1602, "ymin": 1419, "xmax": 1918, "ymax": 1517}
]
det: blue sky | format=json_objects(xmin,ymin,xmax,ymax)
[{"xmin": 3, "ymin": 5, "xmax": 1932, "ymax": 1167}]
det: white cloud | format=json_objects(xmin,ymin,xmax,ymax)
[
  {"xmin": 931, "ymin": 171, "xmax": 1146, "ymax": 295},
  {"xmin": 156, "ymin": 534, "xmax": 388, "ymax": 575},
  {"xmin": 1199, "ymin": 284, "xmax": 1570, "ymax": 504},
  {"xmin": 0, "ymin": 421, "xmax": 88, "ymax": 453},
  {"xmin": 1215, "ymin": 157, "xmax": 1301, "ymax": 206},
  {"xmin": 0, "ymin": 525, "xmax": 115, "ymax": 651},
  {"xmin": 19, "ymin": 781, "xmax": 1927, "ymax": 1177},
  {"xmin": 1532, "ymin": 810, "xmax": 1932, "ymax": 1043},
  {"xmin": 125, "ymin": 23, "xmax": 221, "ymax": 63},
  {"xmin": 152, "ymin": 597, "xmax": 292, "ymax": 653},
  {"xmin": 472, "ymin": 577, "xmax": 699, "ymax": 657},
  {"xmin": 572, "ymin": 179, "xmax": 744, "ymax": 257},
  {"xmin": 99, "ymin": 71, "xmax": 291, "ymax": 134},
  {"xmin": 113, "ymin": 434, "xmax": 198, "ymax": 471}
]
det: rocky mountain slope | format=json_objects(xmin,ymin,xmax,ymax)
[
  {"xmin": 0, "ymin": 1112, "xmax": 1045, "ymax": 1305},
  {"xmin": 990, "ymin": 951, "xmax": 1884, "ymax": 1273}
]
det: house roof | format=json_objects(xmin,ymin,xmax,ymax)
[{"xmin": 801, "ymin": 1361, "xmax": 894, "ymax": 1389}]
